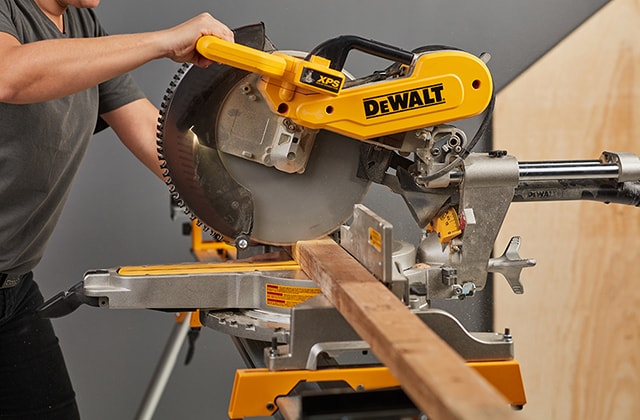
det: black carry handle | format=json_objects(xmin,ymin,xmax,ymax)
[{"xmin": 305, "ymin": 35, "xmax": 415, "ymax": 71}]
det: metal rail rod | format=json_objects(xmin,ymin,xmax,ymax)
[
  {"xmin": 450, "ymin": 160, "xmax": 620, "ymax": 182},
  {"xmin": 517, "ymin": 160, "xmax": 619, "ymax": 181}
]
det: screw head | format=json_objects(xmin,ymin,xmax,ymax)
[{"xmin": 235, "ymin": 236, "xmax": 249, "ymax": 249}]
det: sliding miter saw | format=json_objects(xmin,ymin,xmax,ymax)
[
  {"xmin": 156, "ymin": 22, "xmax": 639, "ymax": 298},
  {"xmin": 42, "ymin": 23, "xmax": 640, "ymax": 418},
  {"xmin": 158, "ymin": 23, "xmax": 493, "ymax": 247}
]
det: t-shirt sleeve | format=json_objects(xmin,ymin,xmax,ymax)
[
  {"xmin": 92, "ymin": 9, "xmax": 147, "ymax": 129},
  {"xmin": 97, "ymin": 73, "xmax": 146, "ymax": 115},
  {"xmin": 0, "ymin": 0, "xmax": 19, "ymax": 40},
  {"xmin": 94, "ymin": 73, "xmax": 146, "ymax": 133}
]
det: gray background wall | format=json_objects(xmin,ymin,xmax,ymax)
[{"xmin": 35, "ymin": 1, "xmax": 607, "ymax": 418}]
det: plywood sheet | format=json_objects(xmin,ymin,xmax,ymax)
[{"xmin": 493, "ymin": 0, "xmax": 640, "ymax": 418}]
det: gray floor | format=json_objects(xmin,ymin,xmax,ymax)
[{"xmin": 35, "ymin": 1, "xmax": 608, "ymax": 418}]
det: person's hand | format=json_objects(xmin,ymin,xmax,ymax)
[{"xmin": 161, "ymin": 13, "xmax": 234, "ymax": 67}]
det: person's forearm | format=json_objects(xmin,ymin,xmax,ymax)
[
  {"xmin": 0, "ymin": 32, "xmax": 168, "ymax": 104},
  {"xmin": 0, "ymin": 12, "xmax": 233, "ymax": 104},
  {"xmin": 101, "ymin": 98, "xmax": 167, "ymax": 181}
]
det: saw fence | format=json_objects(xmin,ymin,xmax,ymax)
[{"xmin": 294, "ymin": 238, "xmax": 521, "ymax": 420}]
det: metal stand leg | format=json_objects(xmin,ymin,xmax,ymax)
[{"xmin": 135, "ymin": 312, "xmax": 192, "ymax": 420}]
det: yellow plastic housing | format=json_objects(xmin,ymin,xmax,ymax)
[
  {"xmin": 228, "ymin": 361, "xmax": 526, "ymax": 418},
  {"xmin": 196, "ymin": 36, "xmax": 493, "ymax": 141}
]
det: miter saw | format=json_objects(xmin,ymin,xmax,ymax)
[{"xmin": 41, "ymin": 23, "xmax": 640, "ymax": 419}]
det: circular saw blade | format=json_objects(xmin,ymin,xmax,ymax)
[{"xmin": 158, "ymin": 25, "xmax": 369, "ymax": 245}]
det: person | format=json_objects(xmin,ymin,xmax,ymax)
[{"xmin": 0, "ymin": 0, "xmax": 234, "ymax": 418}]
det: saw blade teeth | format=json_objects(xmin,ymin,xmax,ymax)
[{"xmin": 156, "ymin": 61, "xmax": 229, "ymax": 245}]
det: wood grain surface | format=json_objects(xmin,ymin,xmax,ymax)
[
  {"xmin": 493, "ymin": 0, "xmax": 640, "ymax": 418},
  {"xmin": 294, "ymin": 238, "xmax": 519, "ymax": 420}
]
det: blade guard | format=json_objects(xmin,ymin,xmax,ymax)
[{"xmin": 158, "ymin": 24, "xmax": 274, "ymax": 243}]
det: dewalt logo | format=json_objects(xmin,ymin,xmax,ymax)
[
  {"xmin": 300, "ymin": 67, "xmax": 344, "ymax": 93},
  {"xmin": 363, "ymin": 83, "xmax": 445, "ymax": 118}
]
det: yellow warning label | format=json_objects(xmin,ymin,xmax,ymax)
[
  {"xmin": 368, "ymin": 227, "xmax": 382, "ymax": 252},
  {"xmin": 433, "ymin": 207, "xmax": 462, "ymax": 243},
  {"xmin": 265, "ymin": 283, "xmax": 321, "ymax": 308}
]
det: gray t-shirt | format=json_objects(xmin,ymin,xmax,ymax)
[{"xmin": 0, "ymin": 0, "xmax": 146, "ymax": 273}]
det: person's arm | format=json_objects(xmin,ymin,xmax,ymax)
[
  {"xmin": 100, "ymin": 98, "xmax": 166, "ymax": 180},
  {"xmin": 0, "ymin": 13, "xmax": 233, "ymax": 104}
]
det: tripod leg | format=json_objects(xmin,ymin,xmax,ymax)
[{"xmin": 135, "ymin": 312, "xmax": 192, "ymax": 420}]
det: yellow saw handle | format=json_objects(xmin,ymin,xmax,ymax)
[
  {"xmin": 196, "ymin": 35, "xmax": 346, "ymax": 97},
  {"xmin": 197, "ymin": 36, "xmax": 287, "ymax": 77}
]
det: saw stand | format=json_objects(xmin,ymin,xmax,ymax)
[
  {"xmin": 133, "ymin": 219, "xmax": 229, "ymax": 420},
  {"xmin": 135, "ymin": 312, "xmax": 195, "ymax": 420}
]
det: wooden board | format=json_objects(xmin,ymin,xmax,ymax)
[
  {"xmin": 294, "ymin": 238, "xmax": 519, "ymax": 420},
  {"xmin": 493, "ymin": 0, "xmax": 640, "ymax": 418}
]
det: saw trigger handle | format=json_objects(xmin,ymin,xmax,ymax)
[{"xmin": 306, "ymin": 35, "xmax": 415, "ymax": 71}]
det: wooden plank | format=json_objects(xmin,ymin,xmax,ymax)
[
  {"xmin": 493, "ymin": 0, "xmax": 640, "ymax": 418},
  {"xmin": 294, "ymin": 238, "xmax": 519, "ymax": 420}
]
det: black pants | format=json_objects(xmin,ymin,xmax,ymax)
[{"xmin": 0, "ymin": 273, "xmax": 80, "ymax": 419}]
